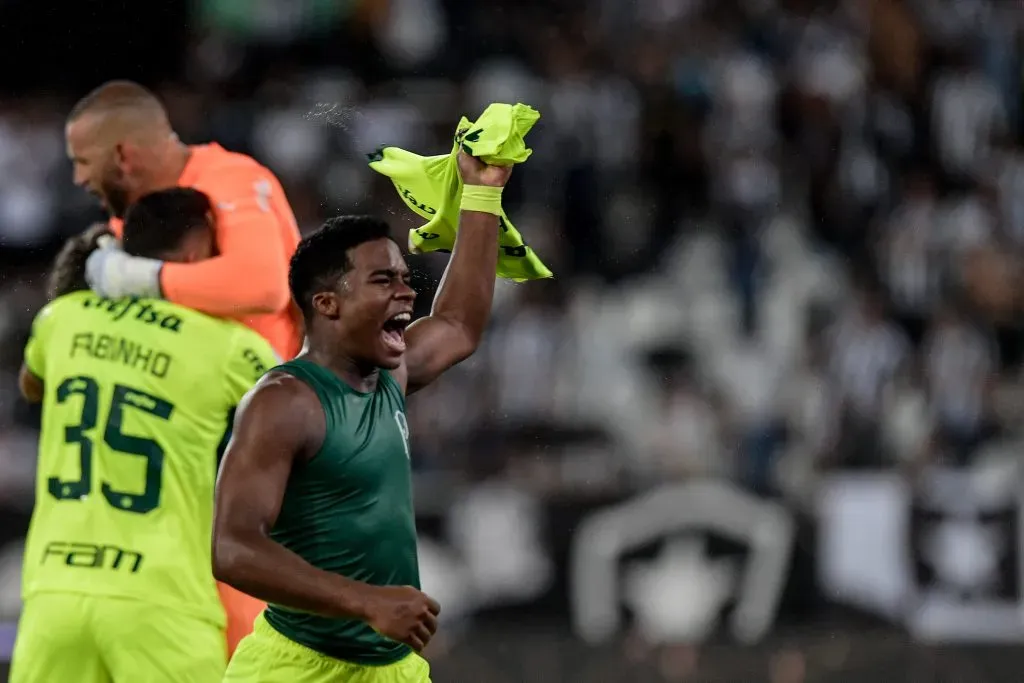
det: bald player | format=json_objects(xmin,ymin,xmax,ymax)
[
  {"xmin": 66, "ymin": 80, "xmax": 302, "ymax": 360},
  {"xmin": 64, "ymin": 80, "xmax": 300, "ymax": 653}
]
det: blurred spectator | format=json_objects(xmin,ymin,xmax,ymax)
[
  {"xmin": 921, "ymin": 299, "xmax": 999, "ymax": 465},
  {"xmin": 931, "ymin": 48, "xmax": 1007, "ymax": 182},
  {"xmin": 711, "ymin": 337, "xmax": 786, "ymax": 494},
  {"xmin": 878, "ymin": 171, "xmax": 941, "ymax": 345},
  {"xmin": 485, "ymin": 281, "xmax": 572, "ymax": 424},
  {"xmin": 643, "ymin": 349, "xmax": 727, "ymax": 482},
  {"xmin": 825, "ymin": 283, "xmax": 910, "ymax": 468}
]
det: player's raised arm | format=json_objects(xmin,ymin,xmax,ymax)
[
  {"xmin": 398, "ymin": 152, "xmax": 511, "ymax": 394},
  {"xmin": 213, "ymin": 374, "xmax": 440, "ymax": 651}
]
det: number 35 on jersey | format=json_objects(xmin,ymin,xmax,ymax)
[{"xmin": 51, "ymin": 375, "xmax": 173, "ymax": 514}]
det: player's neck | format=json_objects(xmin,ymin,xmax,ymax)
[
  {"xmin": 147, "ymin": 138, "xmax": 192, "ymax": 190},
  {"xmin": 305, "ymin": 347, "xmax": 380, "ymax": 393},
  {"xmin": 164, "ymin": 139, "xmax": 192, "ymax": 184}
]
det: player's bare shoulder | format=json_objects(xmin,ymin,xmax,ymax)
[
  {"xmin": 241, "ymin": 370, "xmax": 319, "ymax": 421},
  {"xmin": 233, "ymin": 370, "xmax": 326, "ymax": 462}
]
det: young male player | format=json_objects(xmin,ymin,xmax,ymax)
[
  {"xmin": 65, "ymin": 79, "xmax": 301, "ymax": 645},
  {"xmin": 10, "ymin": 188, "xmax": 280, "ymax": 683},
  {"xmin": 212, "ymin": 151, "xmax": 512, "ymax": 682}
]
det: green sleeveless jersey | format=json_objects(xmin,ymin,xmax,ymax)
[
  {"xmin": 21, "ymin": 291, "xmax": 279, "ymax": 626},
  {"xmin": 264, "ymin": 359, "xmax": 419, "ymax": 665}
]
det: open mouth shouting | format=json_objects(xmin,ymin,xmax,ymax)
[{"xmin": 381, "ymin": 311, "xmax": 412, "ymax": 354}]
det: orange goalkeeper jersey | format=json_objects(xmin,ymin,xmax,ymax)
[{"xmin": 110, "ymin": 143, "xmax": 303, "ymax": 360}]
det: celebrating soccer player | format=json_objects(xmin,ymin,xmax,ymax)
[
  {"xmin": 64, "ymin": 80, "xmax": 301, "ymax": 649},
  {"xmin": 10, "ymin": 189, "xmax": 280, "ymax": 683},
  {"xmin": 65, "ymin": 80, "xmax": 302, "ymax": 360},
  {"xmin": 212, "ymin": 151, "xmax": 511, "ymax": 682}
]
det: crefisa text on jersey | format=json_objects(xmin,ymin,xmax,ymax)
[
  {"xmin": 70, "ymin": 296, "xmax": 180, "ymax": 378},
  {"xmin": 83, "ymin": 294, "xmax": 184, "ymax": 332}
]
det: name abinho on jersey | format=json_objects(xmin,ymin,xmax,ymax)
[
  {"xmin": 68, "ymin": 296, "xmax": 184, "ymax": 378},
  {"xmin": 70, "ymin": 332, "xmax": 172, "ymax": 378}
]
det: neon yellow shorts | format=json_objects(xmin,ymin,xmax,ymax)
[
  {"xmin": 10, "ymin": 591, "xmax": 227, "ymax": 683},
  {"xmin": 224, "ymin": 614, "xmax": 432, "ymax": 683}
]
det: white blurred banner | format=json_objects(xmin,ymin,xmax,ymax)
[{"xmin": 818, "ymin": 466, "xmax": 1024, "ymax": 642}]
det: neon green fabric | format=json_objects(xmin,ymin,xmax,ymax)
[{"xmin": 367, "ymin": 103, "xmax": 552, "ymax": 282}]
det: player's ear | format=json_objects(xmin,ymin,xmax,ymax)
[
  {"xmin": 312, "ymin": 292, "xmax": 340, "ymax": 319},
  {"xmin": 113, "ymin": 140, "xmax": 140, "ymax": 174},
  {"xmin": 113, "ymin": 141, "xmax": 128, "ymax": 168},
  {"xmin": 178, "ymin": 227, "xmax": 215, "ymax": 263}
]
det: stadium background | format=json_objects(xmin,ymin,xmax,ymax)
[{"xmin": 1, "ymin": 0, "xmax": 1024, "ymax": 680}]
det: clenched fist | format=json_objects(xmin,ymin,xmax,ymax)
[
  {"xmin": 363, "ymin": 585, "xmax": 440, "ymax": 652},
  {"xmin": 457, "ymin": 150, "xmax": 512, "ymax": 188}
]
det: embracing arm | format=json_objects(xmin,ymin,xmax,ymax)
[
  {"xmin": 399, "ymin": 153, "xmax": 509, "ymax": 394},
  {"xmin": 161, "ymin": 172, "xmax": 295, "ymax": 315},
  {"xmin": 87, "ymin": 174, "xmax": 294, "ymax": 315},
  {"xmin": 212, "ymin": 374, "xmax": 370, "ymax": 620}
]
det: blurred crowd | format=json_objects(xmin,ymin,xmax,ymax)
[{"xmin": 0, "ymin": 0, "xmax": 1023, "ymax": 666}]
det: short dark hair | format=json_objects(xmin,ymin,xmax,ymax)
[
  {"xmin": 48, "ymin": 224, "xmax": 112, "ymax": 300},
  {"xmin": 67, "ymin": 80, "xmax": 163, "ymax": 123},
  {"xmin": 289, "ymin": 216, "xmax": 393, "ymax": 319},
  {"xmin": 122, "ymin": 188, "xmax": 213, "ymax": 260}
]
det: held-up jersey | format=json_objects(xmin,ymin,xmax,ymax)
[{"xmin": 21, "ymin": 290, "xmax": 279, "ymax": 626}]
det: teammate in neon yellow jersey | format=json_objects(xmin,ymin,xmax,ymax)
[{"xmin": 11, "ymin": 188, "xmax": 280, "ymax": 683}]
